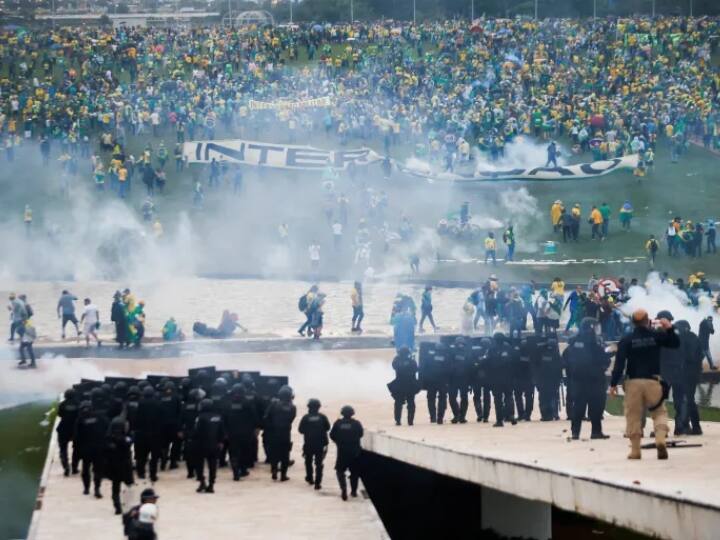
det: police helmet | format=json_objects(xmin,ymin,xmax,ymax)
[
  {"xmin": 579, "ymin": 317, "xmax": 597, "ymax": 335},
  {"xmin": 241, "ymin": 373, "xmax": 255, "ymax": 386},
  {"xmin": 675, "ymin": 320, "xmax": 691, "ymax": 332},
  {"xmin": 142, "ymin": 386, "xmax": 155, "ymax": 399},
  {"xmin": 307, "ymin": 398, "xmax": 321, "ymax": 412},
  {"xmin": 110, "ymin": 416, "xmax": 126, "ymax": 434},
  {"xmin": 199, "ymin": 398, "xmax": 214, "ymax": 412},
  {"xmin": 90, "ymin": 387, "xmax": 104, "ymax": 400},
  {"xmin": 127, "ymin": 385, "xmax": 140, "ymax": 399},
  {"xmin": 163, "ymin": 381, "xmax": 176, "ymax": 393},
  {"xmin": 188, "ymin": 388, "xmax": 204, "ymax": 402},
  {"xmin": 656, "ymin": 310, "xmax": 674, "ymax": 322},
  {"xmin": 340, "ymin": 405, "xmax": 355, "ymax": 418},
  {"xmin": 231, "ymin": 383, "xmax": 245, "ymax": 396},
  {"xmin": 64, "ymin": 388, "xmax": 76, "ymax": 400},
  {"xmin": 493, "ymin": 332, "xmax": 506, "ymax": 342},
  {"xmin": 79, "ymin": 400, "xmax": 92, "ymax": 412},
  {"xmin": 398, "ymin": 346, "xmax": 411, "ymax": 358},
  {"xmin": 278, "ymin": 385, "xmax": 293, "ymax": 401},
  {"xmin": 113, "ymin": 381, "xmax": 127, "ymax": 396}
]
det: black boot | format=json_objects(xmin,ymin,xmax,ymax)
[
  {"xmin": 94, "ymin": 486, "xmax": 102, "ymax": 499},
  {"xmin": 196, "ymin": 480, "xmax": 207, "ymax": 493},
  {"xmin": 205, "ymin": 483, "xmax": 214, "ymax": 493},
  {"xmin": 394, "ymin": 402, "xmax": 402, "ymax": 426}
]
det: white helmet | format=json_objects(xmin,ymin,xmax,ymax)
[{"xmin": 139, "ymin": 503, "xmax": 158, "ymax": 524}]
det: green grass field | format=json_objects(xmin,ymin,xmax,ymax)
[{"xmin": 0, "ymin": 402, "xmax": 55, "ymax": 540}]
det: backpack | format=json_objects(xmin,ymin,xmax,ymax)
[{"xmin": 298, "ymin": 294, "xmax": 308, "ymax": 312}]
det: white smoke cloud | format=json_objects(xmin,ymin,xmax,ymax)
[{"xmin": 0, "ymin": 345, "xmax": 117, "ymax": 409}]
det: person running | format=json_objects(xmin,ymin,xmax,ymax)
[
  {"xmin": 18, "ymin": 319, "xmax": 37, "ymax": 368},
  {"xmin": 351, "ymin": 282, "xmax": 364, "ymax": 333},
  {"xmin": 57, "ymin": 290, "xmax": 81, "ymax": 340},
  {"xmin": 418, "ymin": 285, "xmax": 437, "ymax": 333},
  {"xmin": 81, "ymin": 298, "xmax": 102, "ymax": 347}
]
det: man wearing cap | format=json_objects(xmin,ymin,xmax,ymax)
[
  {"xmin": 123, "ymin": 488, "xmax": 158, "ymax": 539},
  {"xmin": 610, "ymin": 309, "xmax": 679, "ymax": 460}
]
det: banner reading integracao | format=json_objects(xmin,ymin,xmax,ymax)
[{"xmin": 183, "ymin": 139, "xmax": 383, "ymax": 170}]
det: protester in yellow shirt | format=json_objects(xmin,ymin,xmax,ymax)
[{"xmin": 590, "ymin": 206, "xmax": 604, "ymax": 240}]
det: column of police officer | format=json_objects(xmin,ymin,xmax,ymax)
[
  {"xmin": 409, "ymin": 331, "xmax": 564, "ymax": 428},
  {"xmin": 56, "ymin": 370, "xmax": 367, "ymax": 527}
]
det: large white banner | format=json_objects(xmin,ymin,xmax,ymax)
[
  {"xmin": 184, "ymin": 139, "xmax": 383, "ymax": 170},
  {"xmin": 400, "ymin": 154, "xmax": 640, "ymax": 182}
]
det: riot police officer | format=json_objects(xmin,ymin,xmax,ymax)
[
  {"xmin": 135, "ymin": 386, "xmax": 163, "ymax": 482},
  {"xmin": 448, "ymin": 337, "xmax": 471, "ymax": 423},
  {"xmin": 389, "ymin": 346, "xmax": 419, "ymax": 426},
  {"xmin": 418, "ymin": 342, "xmax": 450, "ymax": 424},
  {"xmin": 57, "ymin": 388, "xmax": 79, "ymax": 476},
  {"xmin": 224, "ymin": 383, "xmax": 258, "ymax": 481},
  {"xmin": 194, "ymin": 398, "xmax": 225, "ymax": 493},
  {"xmin": 74, "ymin": 398, "xmax": 108, "ymax": 498},
  {"xmin": 470, "ymin": 338, "xmax": 491, "ymax": 422},
  {"xmin": 486, "ymin": 333, "xmax": 516, "ymax": 427},
  {"xmin": 298, "ymin": 398, "xmax": 331, "ymax": 490},
  {"xmin": 535, "ymin": 336, "xmax": 562, "ymax": 421},
  {"xmin": 658, "ymin": 311, "xmax": 686, "ymax": 435},
  {"xmin": 676, "ymin": 320, "xmax": 704, "ymax": 435},
  {"xmin": 264, "ymin": 385, "xmax": 297, "ymax": 481},
  {"xmin": 158, "ymin": 381, "xmax": 182, "ymax": 471},
  {"xmin": 105, "ymin": 417, "xmax": 134, "ymax": 514},
  {"xmin": 562, "ymin": 318, "xmax": 612, "ymax": 439},
  {"xmin": 180, "ymin": 388, "xmax": 203, "ymax": 479},
  {"xmin": 330, "ymin": 405, "xmax": 364, "ymax": 501},
  {"xmin": 514, "ymin": 336, "xmax": 535, "ymax": 421}
]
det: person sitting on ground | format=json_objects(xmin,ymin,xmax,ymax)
[
  {"xmin": 162, "ymin": 317, "xmax": 185, "ymax": 341},
  {"xmin": 193, "ymin": 311, "xmax": 247, "ymax": 339}
]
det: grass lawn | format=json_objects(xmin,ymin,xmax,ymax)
[{"xmin": 0, "ymin": 402, "xmax": 55, "ymax": 540}]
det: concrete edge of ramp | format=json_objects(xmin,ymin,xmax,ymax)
[
  {"xmin": 27, "ymin": 415, "xmax": 59, "ymax": 540},
  {"xmin": 364, "ymin": 431, "xmax": 720, "ymax": 540}
]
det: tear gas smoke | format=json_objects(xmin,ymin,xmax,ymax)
[
  {"xmin": 0, "ymin": 345, "xmax": 117, "ymax": 409},
  {"xmin": 622, "ymin": 273, "xmax": 719, "ymax": 356}
]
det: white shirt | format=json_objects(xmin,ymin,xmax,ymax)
[
  {"xmin": 332, "ymin": 223, "xmax": 343, "ymax": 236},
  {"xmin": 82, "ymin": 304, "xmax": 99, "ymax": 326},
  {"xmin": 150, "ymin": 112, "xmax": 160, "ymax": 126},
  {"xmin": 309, "ymin": 245, "xmax": 320, "ymax": 261}
]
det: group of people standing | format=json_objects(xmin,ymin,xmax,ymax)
[{"xmin": 56, "ymin": 367, "xmax": 367, "ymax": 534}]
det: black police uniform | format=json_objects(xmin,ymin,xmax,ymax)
[
  {"xmin": 194, "ymin": 400, "xmax": 226, "ymax": 492},
  {"xmin": 487, "ymin": 335, "xmax": 516, "ymax": 426},
  {"xmin": 330, "ymin": 414, "xmax": 364, "ymax": 500},
  {"xmin": 535, "ymin": 337, "xmax": 562, "ymax": 421},
  {"xmin": 224, "ymin": 387, "xmax": 259, "ymax": 480},
  {"xmin": 677, "ymin": 321, "xmax": 704, "ymax": 435},
  {"xmin": 448, "ymin": 340, "xmax": 471, "ymax": 423},
  {"xmin": 134, "ymin": 390, "xmax": 164, "ymax": 482},
  {"xmin": 57, "ymin": 391, "xmax": 80, "ymax": 475},
  {"xmin": 390, "ymin": 350, "xmax": 419, "ymax": 425},
  {"xmin": 514, "ymin": 336, "xmax": 535, "ymax": 421},
  {"xmin": 562, "ymin": 328, "xmax": 611, "ymax": 438},
  {"xmin": 158, "ymin": 385, "xmax": 182, "ymax": 470},
  {"xmin": 105, "ymin": 417, "xmax": 134, "ymax": 514},
  {"xmin": 419, "ymin": 343, "xmax": 450, "ymax": 423},
  {"xmin": 74, "ymin": 402, "xmax": 109, "ymax": 497},
  {"xmin": 179, "ymin": 390, "xmax": 202, "ymax": 478},
  {"xmin": 470, "ymin": 339, "xmax": 491, "ymax": 422},
  {"xmin": 264, "ymin": 395, "xmax": 297, "ymax": 481},
  {"xmin": 298, "ymin": 404, "xmax": 331, "ymax": 489}
]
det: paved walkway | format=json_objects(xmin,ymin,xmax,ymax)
[{"xmin": 29, "ymin": 349, "xmax": 720, "ymax": 539}]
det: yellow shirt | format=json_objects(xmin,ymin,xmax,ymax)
[{"xmin": 591, "ymin": 208, "xmax": 603, "ymax": 224}]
